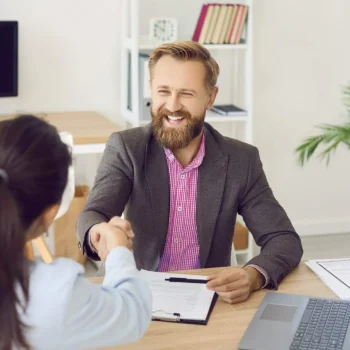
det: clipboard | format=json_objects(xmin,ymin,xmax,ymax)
[
  {"xmin": 140, "ymin": 270, "xmax": 218, "ymax": 325},
  {"xmin": 152, "ymin": 293, "xmax": 218, "ymax": 325}
]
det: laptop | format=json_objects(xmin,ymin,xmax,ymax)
[{"xmin": 238, "ymin": 292, "xmax": 350, "ymax": 350}]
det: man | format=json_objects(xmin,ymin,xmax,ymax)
[{"xmin": 77, "ymin": 41, "xmax": 303, "ymax": 304}]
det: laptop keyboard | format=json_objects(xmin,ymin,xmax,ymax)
[{"xmin": 290, "ymin": 298, "xmax": 350, "ymax": 350}]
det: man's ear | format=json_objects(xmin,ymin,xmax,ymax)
[{"xmin": 206, "ymin": 86, "xmax": 219, "ymax": 110}]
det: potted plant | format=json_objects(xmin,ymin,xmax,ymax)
[{"xmin": 295, "ymin": 84, "xmax": 350, "ymax": 165}]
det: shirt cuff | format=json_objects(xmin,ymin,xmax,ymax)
[
  {"xmin": 88, "ymin": 226, "xmax": 98, "ymax": 254},
  {"xmin": 82, "ymin": 225, "xmax": 100, "ymax": 260},
  {"xmin": 246, "ymin": 264, "xmax": 270, "ymax": 289}
]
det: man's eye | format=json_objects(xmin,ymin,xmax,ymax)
[
  {"xmin": 158, "ymin": 90, "xmax": 169, "ymax": 94},
  {"xmin": 182, "ymin": 92, "xmax": 193, "ymax": 96}
]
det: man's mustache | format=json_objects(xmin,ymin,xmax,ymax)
[{"xmin": 157, "ymin": 109, "xmax": 191, "ymax": 119}]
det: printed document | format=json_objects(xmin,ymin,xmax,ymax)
[
  {"xmin": 140, "ymin": 270, "xmax": 215, "ymax": 322},
  {"xmin": 306, "ymin": 258, "xmax": 350, "ymax": 300}
]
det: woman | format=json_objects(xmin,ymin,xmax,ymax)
[{"xmin": 0, "ymin": 115, "xmax": 151, "ymax": 349}]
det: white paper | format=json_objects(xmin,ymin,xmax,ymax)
[
  {"xmin": 140, "ymin": 270, "xmax": 215, "ymax": 321},
  {"xmin": 306, "ymin": 258, "xmax": 350, "ymax": 300}
]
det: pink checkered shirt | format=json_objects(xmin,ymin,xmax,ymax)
[
  {"xmin": 156, "ymin": 134, "xmax": 270, "ymax": 288},
  {"xmin": 157, "ymin": 135, "xmax": 205, "ymax": 272}
]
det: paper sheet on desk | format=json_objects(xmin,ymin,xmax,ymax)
[
  {"xmin": 306, "ymin": 258, "xmax": 350, "ymax": 300},
  {"xmin": 140, "ymin": 270, "xmax": 215, "ymax": 321}
]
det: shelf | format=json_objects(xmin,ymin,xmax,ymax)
[
  {"xmin": 124, "ymin": 38, "xmax": 248, "ymax": 51},
  {"xmin": 203, "ymin": 43, "xmax": 248, "ymax": 50},
  {"xmin": 205, "ymin": 110, "xmax": 248, "ymax": 123}
]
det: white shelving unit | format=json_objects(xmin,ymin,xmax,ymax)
[
  {"xmin": 120, "ymin": 0, "xmax": 254, "ymax": 263},
  {"xmin": 124, "ymin": 37, "xmax": 248, "ymax": 51}
]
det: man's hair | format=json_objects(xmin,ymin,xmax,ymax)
[{"xmin": 148, "ymin": 40, "xmax": 220, "ymax": 92}]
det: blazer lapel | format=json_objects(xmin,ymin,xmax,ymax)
[
  {"xmin": 144, "ymin": 135, "xmax": 170, "ymax": 256},
  {"xmin": 197, "ymin": 127, "xmax": 228, "ymax": 267}
]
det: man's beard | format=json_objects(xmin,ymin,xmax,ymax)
[{"xmin": 151, "ymin": 107, "xmax": 205, "ymax": 150}]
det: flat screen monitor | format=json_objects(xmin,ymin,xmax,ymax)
[{"xmin": 0, "ymin": 21, "xmax": 18, "ymax": 97}]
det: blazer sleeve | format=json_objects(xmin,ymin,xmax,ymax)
[
  {"xmin": 76, "ymin": 132, "xmax": 134, "ymax": 260},
  {"xmin": 62, "ymin": 247, "xmax": 152, "ymax": 348},
  {"xmin": 238, "ymin": 146, "xmax": 303, "ymax": 289}
]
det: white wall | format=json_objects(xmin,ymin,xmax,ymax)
[
  {"xmin": 1, "ymin": 0, "xmax": 349, "ymax": 236},
  {"xmin": 0, "ymin": 0, "xmax": 123, "ymax": 122},
  {"xmin": 253, "ymin": 0, "xmax": 350, "ymax": 235}
]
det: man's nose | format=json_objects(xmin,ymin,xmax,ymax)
[{"xmin": 166, "ymin": 94, "xmax": 182, "ymax": 114}]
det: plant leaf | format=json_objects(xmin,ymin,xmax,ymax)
[{"xmin": 295, "ymin": 123, "xmax": 350, "ymax": 166}]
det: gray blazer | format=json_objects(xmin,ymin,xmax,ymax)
[{"xmin": 77, "ymin": 123, "xmax": 303, "ymax": 288}]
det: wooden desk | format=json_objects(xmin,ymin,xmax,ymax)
[
  {"xmin": 0, "ymin": 112, "xmax": 122, "ymax": 154},
  {"xmin": 41, "ymin": 112, "xmax": 121, "ymax": 145},
  {"xmin": 89, "ymin": 263, "xmax": 337, "ymax": 350}
]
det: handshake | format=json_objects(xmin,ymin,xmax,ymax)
[{"xmin": 89, "ymin": 217, "xmax": 134, "ymax": 261}]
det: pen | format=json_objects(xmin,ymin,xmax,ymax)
[
  {"xmin": 165, "ymin": 277, "xmax": 207, "ymax": 284},
  {"xmin": 152, "ymin": 312, "xmax": 181, "ymax": 322},
  {"xmin": 152, "ymin": 316, "xmax": 180, "ymax": 322}
]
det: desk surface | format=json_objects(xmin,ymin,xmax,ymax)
[
  {"xmin": 0, "ymin": 112, "xmax": 122, "ymax": 145},
  {"xmin": 89, "ymin": 263, "xmax": 336, "ymax": 350}
]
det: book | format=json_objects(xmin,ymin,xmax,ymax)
[
  {"xmin": 140, "ymin": 269, "xmax": 217, "ymax": 325},
  {"xmin": 211, "ymin": 4, "xmax": 227, "ymax": 44},
  {"xmin": 229, "ymin": 5, "xmax": 244, "ymax": 44},
  {"xmin": 218, "ymin": 4, "xmax": 233, "ymax": 44},
  {"xmin": 211, "ymin": 104, "xmax": 247, "ymax": 116},
  {"xmin": 225, "ymin": 5, "xmax": 239, "ymax": 44},
  {"xmin": 198, "ymin": 4, "xmax": 214, "ymax": 44},
  {"xmin": 193, "ymin": 4, "xmax": 249, "ymax": 45},
  {"xmin": 204, "ymin": 4, "xmax": 220, "ymax": 44},
  {"xmin": 192, "ymin": 4, "xmax": 209, "ymax": 42},
  {"xmin": 234, "ymin": 5, "xmax": 249, "ymax": 44}
]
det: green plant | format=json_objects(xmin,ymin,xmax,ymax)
[{"xmin": 295, "ymin": 84, "xmax": 350, "ymax": 165}]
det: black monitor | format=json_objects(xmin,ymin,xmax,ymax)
[{"xmin": 0, "ymin": 21, "xmax": 18, "ymax": 97}]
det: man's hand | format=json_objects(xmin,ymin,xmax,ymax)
[
  {"xmin": 90, "ymin": 224, "xmax": 102, "ymax": 252},
  {"xmin": 90, "ymin": 217, "xmax": 135, "ymax": 261},
  {"xmin": 206, "ymin": 267, "xmax": 264, "ymax": 304}
]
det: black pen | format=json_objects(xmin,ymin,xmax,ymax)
[{"xmin": 165, "ymin": 277, "xmax": 207, "ymax": 284}]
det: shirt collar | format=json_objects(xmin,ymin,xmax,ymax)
[{"xmin": 164, "ymin": 133, "xmax": 206, "ymax": 170}]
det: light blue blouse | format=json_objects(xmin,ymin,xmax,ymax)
[{"xmin": 20, "ymin": 247, "xmax": 152, "ymax": 349}]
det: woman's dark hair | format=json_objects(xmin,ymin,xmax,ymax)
[{"xmin": 0, "ymin": 115, "xmax": 71, "ymax": 349}]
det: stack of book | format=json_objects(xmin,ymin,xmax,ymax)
[
  {"xmin": 210, "ymin": 104, "xmax": 247, "ymax": 116},
  {"xmin": 192, "ymin": 4, "xmax": 248, "ymax": 45}
]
